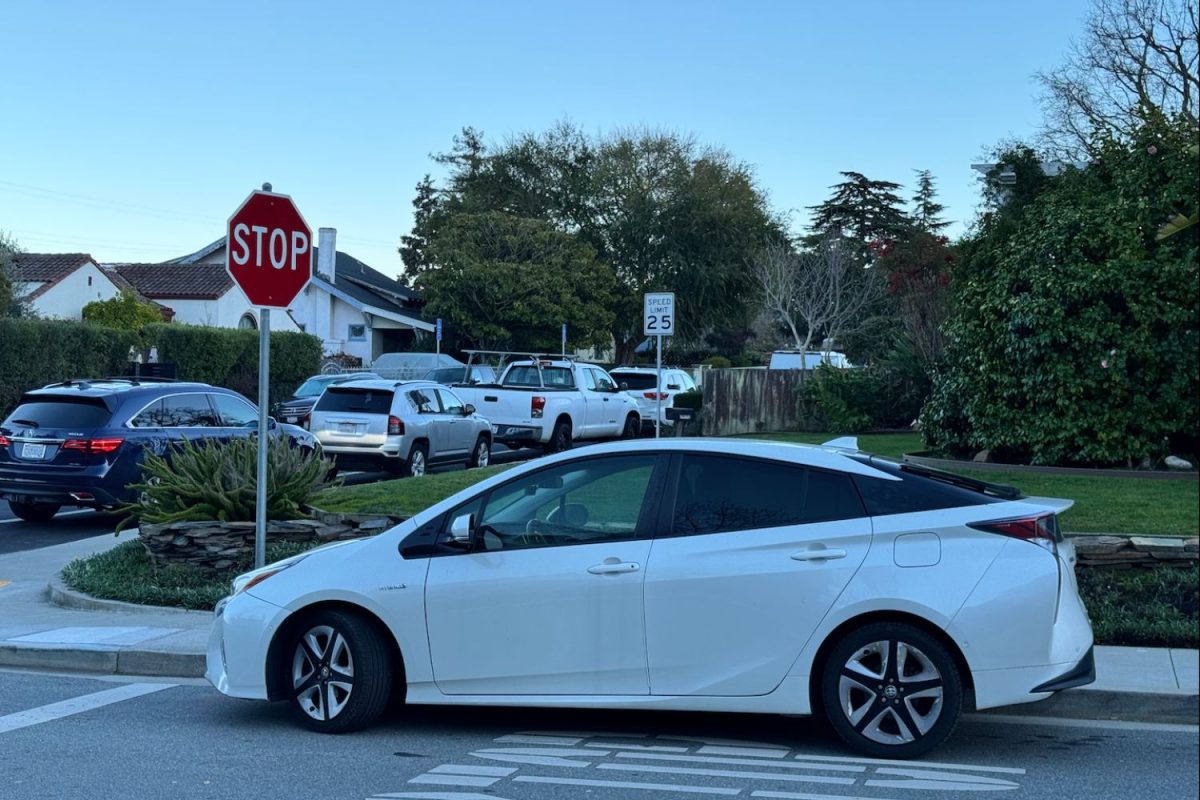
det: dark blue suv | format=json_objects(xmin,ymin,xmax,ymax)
[{"xmin": 0, "ymin": 379, "xmax": 318, "ymax": 522}]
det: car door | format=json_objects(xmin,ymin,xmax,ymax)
[
  {"xmin": 159, "ymin": 393, "xmax": 222, "ymax": 445},
  {"xmin": 643, "ymin": 453, "xmax": 872, "ymax": 696},
  {"xmin": 435, "ymin": 388, "xmax": 473, "ymax": 456},
  {"xmin": 406, "ymin": 388, "xmax": 447, "ymax": 457},
  {"xmin": 424, "ymin": 453, "xmax": 666, "ymax": 696},
  {"xmin": 209, "ymin": 392, "xmax": 259, "ymax": 441}
]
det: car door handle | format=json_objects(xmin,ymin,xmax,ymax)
[
  {"xmin": 587, "ymin": 562, "xmax": 640, "ymax": 575},
  {"xmin": 790, "ymin": 549, "xmax": 847, "ymax": 561}
]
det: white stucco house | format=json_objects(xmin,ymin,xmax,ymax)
[{"xmin": 8, "ymin": 253, "xmax": 130, "ymax": 320}]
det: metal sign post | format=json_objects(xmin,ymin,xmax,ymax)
[
  {"xmin": 643, "ymin": 292, "xmax": 676, "ymax": 439},
  {"xmin": 561, "ymin": 323, "xmax": 567, "ymax": 356},
  {"xmin": 435, "ymin": 318, "xmax": 442, "ymax": 355},
  {"xmin": 255, "ymin": 309, "xmax": 270, "ymax": 569}
]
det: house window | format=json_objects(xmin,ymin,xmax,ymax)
[
  {"xmin": 239, "ymin": 313, "xmax": 257, "ymax": 330},
  {"xmin": 348, "ymin": 324, "xmax": 366, "ymax": 341},
  {"xmin": 87, "ymin": 276, "xmax": 93, "ymax": 287}
]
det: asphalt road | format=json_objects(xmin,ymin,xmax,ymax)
[
  {"xmin": 1, "ymin": 669, "xmax": 1196, "ymax": 800},
  {"xmin": 0, "ymin": 443, "xmax": 542, "ymax": 555}
]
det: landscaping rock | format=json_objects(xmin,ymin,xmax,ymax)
[
  {"xmin": 1165, "ymin": 455, "xmax": 1194, "ymax": 470},
  {"xmin": 973, "ymin": 449, "xmax": 990, "ymax": 463}
]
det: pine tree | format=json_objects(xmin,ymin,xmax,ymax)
[
  {"xmin": 911, "ymin": 169, "xmax": 951, "ymax": 233},
  {"xmin": 808, "ymin": 172, "xmax": 910, "ymax": 244},
  {"xmin": 398, "ymin": 175, "xmax": 439, "ymax": 287}
]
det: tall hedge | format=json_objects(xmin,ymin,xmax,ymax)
[
  {"xmin": 145, "ymin": 324, "xmax": 321, "ymax": 402},
  {"xmin": 0, "ymin": 319, "xmax": 139, "ymax": 418},
  {"xmin": 922, "ymin": 118, "xmax": 1199, "ymax": 467}
]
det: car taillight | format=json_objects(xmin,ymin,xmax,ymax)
[
  {"xmin": 968, "ymin": 513, "xmax": 1059, "ymax": 551},
  {"xmin": 301, "ymin": 413, "xmax": 311, "ymax": 430},
  {"xmin": 62, "ymin": 437, "xmax": 124, "ymax": 454},
  {"xmin": 643, "ymin": 391, "xmax": 668, "ymax": 400},
  {"xmin": 531, "ymin": 396, "xmax": 546, "ymax": 419},
  {"xmin": 0, "ymin": 434, "xmax": 9, "ymax": 448},
  {"xmin": 387, "ymin": 415, "xmax": 404, "ymax": 436}
]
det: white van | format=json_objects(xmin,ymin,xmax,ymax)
[{"xmin": 768, "ymin": 350, "xmax": 856, "ymax": 370}]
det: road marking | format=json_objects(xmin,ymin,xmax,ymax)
[
  {"xmin": 0, "ymin": 682, "xmax": 174, "ymax": 734},
  {"xmin": 494, "ymin": 733, "xmax": 583, "ymax": 746},
  {"xmin": 791, "ymin": 753, "xmax": 1026, "ymax": 775},
  {"xmin": 597, "ymin": 762, "xmax": 856, "ymax": 786},
  {"xmin": 587, "ymin": 741, "xmax": 691, "ymax": 752},
  {"xmin": 407, "ymin": 776, "xmax": 498, "ymax": 788},
  {"xmin": 0, "ymin": 509, "xmax": 96, "ymax": 524},
  {"xmin": 615, "ymin": 752, "xmax": 866, "ymax": 772},
  {"xmin": 866, "ymin": 767, "xmax": 1020, "ymax": 791},
  {"xmin": 967, "ymin": 713, "xmax": 1200, "ymax": 733},
  {"xmin": 753, "ymin": 792, "xmax": 901, "ymax": 800},
  {"xmin": 700, "ymin": 744, "xmax": 791, "ymax": 759},
  {"xmin": 374, "ymin": 793, "xmax": 515, "ymax": 800},
  {"xmin": 513, "ymin": 774, "xmax": 741, "ymax": 795},
  {"xmin": 429, "ymin": 766, "xmax": 515, "ymax": 777}
]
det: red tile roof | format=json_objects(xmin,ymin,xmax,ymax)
[
  {"xmin": 9, "ymin": 253, "xmax": 96, "ymax": 299},
  {"xmin": 109, "ymin": 263, "xmax": 233, "ymax": 300}
]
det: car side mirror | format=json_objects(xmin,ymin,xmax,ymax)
[
  {"xmin": 462, "ymin": 404, "xmax": 475, "ymax": 416},
  {"xmin": 618, "ymin": 382, "xmax": 629, "ymax": 391},
  {"xmin": 449, "ymin": 513, "xmax": 474, "ymax": 546}
]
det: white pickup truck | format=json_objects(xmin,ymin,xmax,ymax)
[{"xmin": 449, "ymin": 352, "xmax": 642, "ymax": 453}]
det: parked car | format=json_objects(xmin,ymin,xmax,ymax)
[
  {"xmin": 423, "ymin": 364, "xmax": 499, "ymax": 386},
  {"xmin": 206, "ymin": 437, "xmax": 1094, "ymax": 757},
  {"xmin": 769, "ymin": 350, "xmax": 857, "ymax": 369},
  {"xmin": 274, "ymin": 372, "xmax": 380, "ymax": 428},
  {"xmin": 308, "ymin": 379, "xmax": 491, "ymax": 476},
  {"xmin": 370, "ymin": 352, "xmax": 465, "ymax": 381},
  {"xmin": 450, "ymin": 352, "xmax": 641, "ymax": 452},
  {"xmin": 609, "ymin": 365, "xmax": 698, "ymax": 432},
  {"xmin": 0, "ymin": 378, "xmax": 318, "ymax": 522}
]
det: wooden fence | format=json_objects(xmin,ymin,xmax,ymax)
[{"xmin": 700, "ymin": 368, "xmax": 815, "ymax": 436}]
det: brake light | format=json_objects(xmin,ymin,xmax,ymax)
[
  {"xmin": 531, "ymin": 396, "xmax": 546, "ymax": 419},
  {"xmin": 968, "ymin": 513, "xmax": 1059, "ymax": 550},
  {"xmin": 301, "ymin": 413, "xmax": 311, "ymax": 431},
  {"xmin": 62, "ymin": 437, "xmax": 124, "ymax": 454},
  {"xmin": 0, "ymin": 434, "xmax": 9, "ymax": 448},
  {"xmin": 643, "ymin": 391, "xmax": 668, "ymax": 400},
  {"xmin": 387, "ymin": 415, "xmax": 404, "ymax": 436}
]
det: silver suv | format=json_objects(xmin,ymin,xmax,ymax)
[{"xmin": 309, "ymin": 380, "xmax": 492, "ymax": 476}]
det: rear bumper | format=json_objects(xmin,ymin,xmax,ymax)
[
  {"xmin": 0, "ymin": 470, "xmax": 125, "ymax": 508},
  {"xmin": 491, "ymin": 424, "xmax": 543, "ymax": 445},
  {"xmin": 1031, "ymin": 646, "xmax": 1096, "ymax": 693}
]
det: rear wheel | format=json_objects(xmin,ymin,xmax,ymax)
[
  {"xmin": 620, "ymin": 413, "xmax": 640, "ymax": 440},
  {"xmin": 286, "ymin": 609, "xmax": 392, "ymax": 733},
  {"xmin": 821, "ymin": 622, "xmax": 962, "ymax": 759},
  {"xmin": 404, "ymin": 443, "xmax": 428, "ymax": 477},
  {"xmin": 543, "ymin": 420, "xmax": 572, "ymax": 454},
  {"xmin": 467, "ymin": 436, "xmax": 490, "ymax": 468},
  {"xmin": 8, "ymin": 501, "xmax": 61, "ymax": 523}
]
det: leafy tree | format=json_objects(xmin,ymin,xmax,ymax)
[
  {"xmin": 398, "ymin": 174, "xmax": 438, "ymax": 286},
  {"xmin": 910, "ymin": 170, "xmax": 950, "ymax": 233},
  {"xmin": 416, "ymin": 211, "xmax": 615, "ymax": 352},
  {"xmin": 807, "ymin": 172, "xmax": 910, "ymax": 247},
  {"xmin": 82, "ymin": 291, "xmax": 163, "ymax": 333},
  {"xmin": 876, "ymin": 230, "xmax": 954, "ymax": 369},
  {"xmin": 0, "ymin": 231, "xmax": 24, "ymax": 318},
  {"xmin": 922, "ymin": 116, "xmax": 1199, "ymax": 466}
]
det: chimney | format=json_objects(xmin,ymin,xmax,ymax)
[{"xmin": 318, "ymin": 228, "xmax": 337, "ymax": 284}]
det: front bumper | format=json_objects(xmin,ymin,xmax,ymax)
[{"xmin": 206, "ymin": 590, "xmax": 287, "ymax": 700}]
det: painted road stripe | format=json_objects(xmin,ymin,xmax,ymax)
[
  {"xmin": 753, "ymin": 791, "xmax": 900, "ymax": 800},
  {"xmin": 615, "ymin": 751, "xmax": 866, "ymax": 773},
  {"xmin": 792, "ymin": 753, "xmax": 1026, "ymax": 775},
  {"xmin": 598, "ymin": 762, "xmax": 855, "ymax": 786},
  {"xmin": 699, "ymin": 745, "xmax": 791, "ymax": 759},
  {"xmin": 513, "ymin": 775, "xmax": 740, "ymax": 795},
  {"xmin": 587, "ymin": 742, "xmax": 691, "ymax": 752},
  {"xmin": 867, "ymin": 766, "xmax": 1020, "ymax": 791},
  {"xmin": 494, "ymin": 733, "xmax": 583, "ymax": 746},
  {"xmin": 967, "ymin": 713, "xmax": 1200, "ymax": 733},
  {"xmin": 0, "ymin": 682, "xmax": 175, "ymax": 734},
  {"xmin": 429, "ymin": 766, "xmax": 515, "ymax": 778},
  {"xmin": 407, "ymin": 776, "xmax": 499, "ymax": 788}
]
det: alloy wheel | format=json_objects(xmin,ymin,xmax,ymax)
[
  {"xmin": 837, "ymin": 639, "xmax": 945, "ymax": 745},
  {"xmin": 410, "ymin": 449, "xmax": 426, "ymax": 477},
  {"xmin": 292, "ymin": 625, "xmax": 356, "ymax": 722},
  {"xmin": 474, "ymin": 440, "xmax": 489, "ymax": 467}
]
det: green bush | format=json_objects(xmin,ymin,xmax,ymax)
[
  {"xmin": 799, "ymin": 363, "xmax": 925, "ymax": 433},
  {"xmin": 672, "ymin": 388, "xmax": 703, "ymax": 410},
  {"xmin": 81, "ymin": 292, "xmax": 164, "ymax": 336},
  {"xmin": 702, "ymin": 355, "xmax": 732, "ymax": 369},
  {"xmin": 923, "ymin": 118, "xmax": 1199, "ymax": 466},
  {"xmin": 1077, "ymin": 565, "xmax": 1198, "ymax": 648},
  {"xmin": 117, "ymin": 436, "xmax": 338, "ymax": 529},
  {"xmin": 145, "ymin": 324, "xmax": 321, "ymax": 401},
  {"xmin": 0, "ymin": 318, "xmax": 139, "ymax": 419}
]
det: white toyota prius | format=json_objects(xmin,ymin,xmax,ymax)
[{"xmin": 206, "ymin": 438, "xmax": 1094, "ymax": 758}]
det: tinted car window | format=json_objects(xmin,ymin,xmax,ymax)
[
  {"xmin": 211, "ymin": 393, "xmax": 258, "ymax": 427},
  {"xmin": 315, "ymin": 387, "xmax": 395, "ymax": 414},
  {"xmin": 503, "ymin": 366, "xmax": 575, "ymax": 387},
  {"xmin": 159, "ymin": 394, "xmax": 218, "ymax": 427},
  {"xmin": 672, "ymin": 454, "xmax": 865, "ymax": 535},
  {"xmin": 611, "ymin": 372, "xmax": 657, "ymax": 390},
  {"xmin": 129, "ymin": 399, "xmax": 164, "ymax": 428},
  {"xmin": 4, "ymin": 398, "xmax": 110, "ymax": 429},
  {"xmin": 409, "ymin": 389, "xmax": 438, "ymax": 413},
  {"xmin": 852, "ymin": 466, "xmax": 1000, "ymax": 516}
]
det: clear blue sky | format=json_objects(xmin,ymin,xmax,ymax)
[{"xmin": 2, "ymin": 0, "xmax": 1091, "ymax": 274}]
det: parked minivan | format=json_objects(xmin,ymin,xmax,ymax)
[
  {"xmin": 768, "ymin": 350, "xmax": 856, "ymax": 369},
  {"xmin": 309, "ymin": 380, "xmax": 492, "ymax": 477}
]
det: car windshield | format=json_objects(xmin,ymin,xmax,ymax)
[
  {"xmin": 4, "ymin": 398, "xmax": 111, "ymax": 430},
  {"xmin": 610, "ymin": 373, "xmax": 658, "ymax": 390},
  {"xmin": 426, "ymin": 367, "xmax": 470, "ymax": 384},
  {"xmin": 294, "ymin": 377, "xmax": 335, "ymax": 398}
]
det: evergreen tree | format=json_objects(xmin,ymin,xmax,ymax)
[
  {"xmin": 911, "ymin": 169, "xmax": 951, "ymax": 232},
  {"xmin": 398, "ymin": 174, "xmax": 438, "ymax": 286},
  {"xmin": 808, "ymin": 172, "xmax": 910, "ymax": 245}
]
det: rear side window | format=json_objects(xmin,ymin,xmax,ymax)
[
  {"xmin": 852, "ymin": 467, "xmax": 1000, "ymax": 516},
  {"xmin": 672, "ymin": 454, "xmax": 865, "ymax": 535},
  {"xmin": 315, "ymin": 387, "xmax": 395, "ymax": 414},
  {"xmin": 5, "ymin": 398, "xmax": 111, "ymax": 429},
  {"xmin": 503, "ymin": 366, "xmax": 575, "ymax": 387},
  {"xmin": 159, "ymin": 394, "xmax": 219, "ymax": 427},
  {"xmin": 611, "ymin": 373, "xmax": 657, "ymax": 390}
]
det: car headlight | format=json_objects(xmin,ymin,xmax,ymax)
[{"xmin": 230, "ymin": 553, "xmax": 309, "ymax": 596}]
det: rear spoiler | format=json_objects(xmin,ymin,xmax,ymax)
[{"xmin": 1020, "ymin": 496, "xmax": 1076, "ymax": 513}]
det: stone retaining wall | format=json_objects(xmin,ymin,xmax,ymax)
[
  {"xmin": 138, "ymin": 512, "xmax": 407, "ymax": 572},
  {"xmin": 1071, "ymin": 535, "xmax": 1199, "ymax": 569}
]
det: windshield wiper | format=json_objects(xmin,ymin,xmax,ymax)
[{"xmin": 12, "ymin": 419, "xmax": 39, "ymax": 428}]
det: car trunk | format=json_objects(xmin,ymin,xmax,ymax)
[
  {"xmin": 0, "ymin": 396, "xmax": 119, "ymax": 471},
  {"xmin": 311, "ymin": 387, "xmax": 395, "ymax": 447}
]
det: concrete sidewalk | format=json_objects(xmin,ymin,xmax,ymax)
[{"xmin": 0, "ymin": 534, "xmax": 1196, "ymax": 720}]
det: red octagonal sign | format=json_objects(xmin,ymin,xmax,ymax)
[{"xmin": 226, "ymin": 190, "xmax": 313, "ymax": 308}]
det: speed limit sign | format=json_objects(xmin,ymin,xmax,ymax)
[{"xmin": 644, "ymin": 292, "xmax": 676, "ymax": 336}]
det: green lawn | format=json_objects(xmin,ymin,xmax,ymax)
[{"xmin": 311, "ymin": 434, "xmax": 1198, "ymax": 537}]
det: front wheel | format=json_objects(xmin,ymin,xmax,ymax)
[
  {"xmin": 287, "ymin": 610, "xmax": 393, "ymax": 733},
  {"xmin": 8, "ymin": 500, "xmax": 61, "ymax": 523},
  {"xmin": 467, "ymin": 436, "xmax": 490, "ymax": 468},
  {"xmin": 820, "ymin": 622, "xmax": 962, "ymax": 759}
]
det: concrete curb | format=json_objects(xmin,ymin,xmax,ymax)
[
  {"xmin": 0, "ymin": 643, "xmax": 206, "ymax": 679},
  {"xmin": 983, "ymin": 688, "xmax": 1199, "ymax": 726},
  {"xmin": 47, "ymin": 575, "xmax": 214, "ymax": 617}
]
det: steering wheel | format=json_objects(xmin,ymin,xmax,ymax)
[{"xmin": 522, "ymin": 518, "xmax": 551, "ymax": 546}]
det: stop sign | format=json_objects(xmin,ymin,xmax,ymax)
[{"xmin": 225, "ymin": 190, "xmax": 313, "ymax": 308}]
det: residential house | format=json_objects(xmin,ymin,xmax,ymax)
[{"xmin": 9, "ymin": 253, "xmax": 126, "ymax": 319}]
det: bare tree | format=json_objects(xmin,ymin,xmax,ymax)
[
  {"xmin": 751, "ymin": 236, "xmax": 884, "ymax": 354},
  {"xmin": 1037, "ymin": 0, "xmax": 1199, "ymax": 158}
]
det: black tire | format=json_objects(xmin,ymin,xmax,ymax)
[
  {"xmin": 286, "ymin": 609, "xmax": 393, "ymax": 734},
  {"xmin": 404, "ymin": 442, "xmax": 429, "ymax": 477},
  {"xmin": 8, "ymin": 501, "xmax": 61, "ymax": 523},
  {"xmin": 620, "ymin": 413, "xmax": 640, "ymax": 440},
  {"xmin": 467, "ymin": 435, "xmax": 491, "ymax": 469},
  {"xmin": 543, "ymin": 419, "xmax": 572, "ymax": 454},
  {"xmin": 820, "ymin": 622, "xmax": 962, "ymax": 759}
]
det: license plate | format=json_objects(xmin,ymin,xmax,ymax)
[
  {"xmin": 286, "ymin": 416, "xmax": 299, "ymax": 423},
  {"xmin": 22, "ymin": 443, "xmax": 46, "ymax": 460},
  {"xmin": 338, "ymin": 423, "xmax": 355, "ymax": 434}
]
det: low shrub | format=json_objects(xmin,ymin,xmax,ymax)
[
  {"xmin": 1076, "ymin": 565, "xmax": 1198, "ymax": 648},
  {"xmin": 672, "ymin": 388, "xmax": 702, "ymax": 411},
  {"xmin": 799, "ymin": 364, "xmax": 924, "ymax": 433},
  {"xmin": 702, "ymin": 356, "xmax": 732, "ymax": 369}
]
